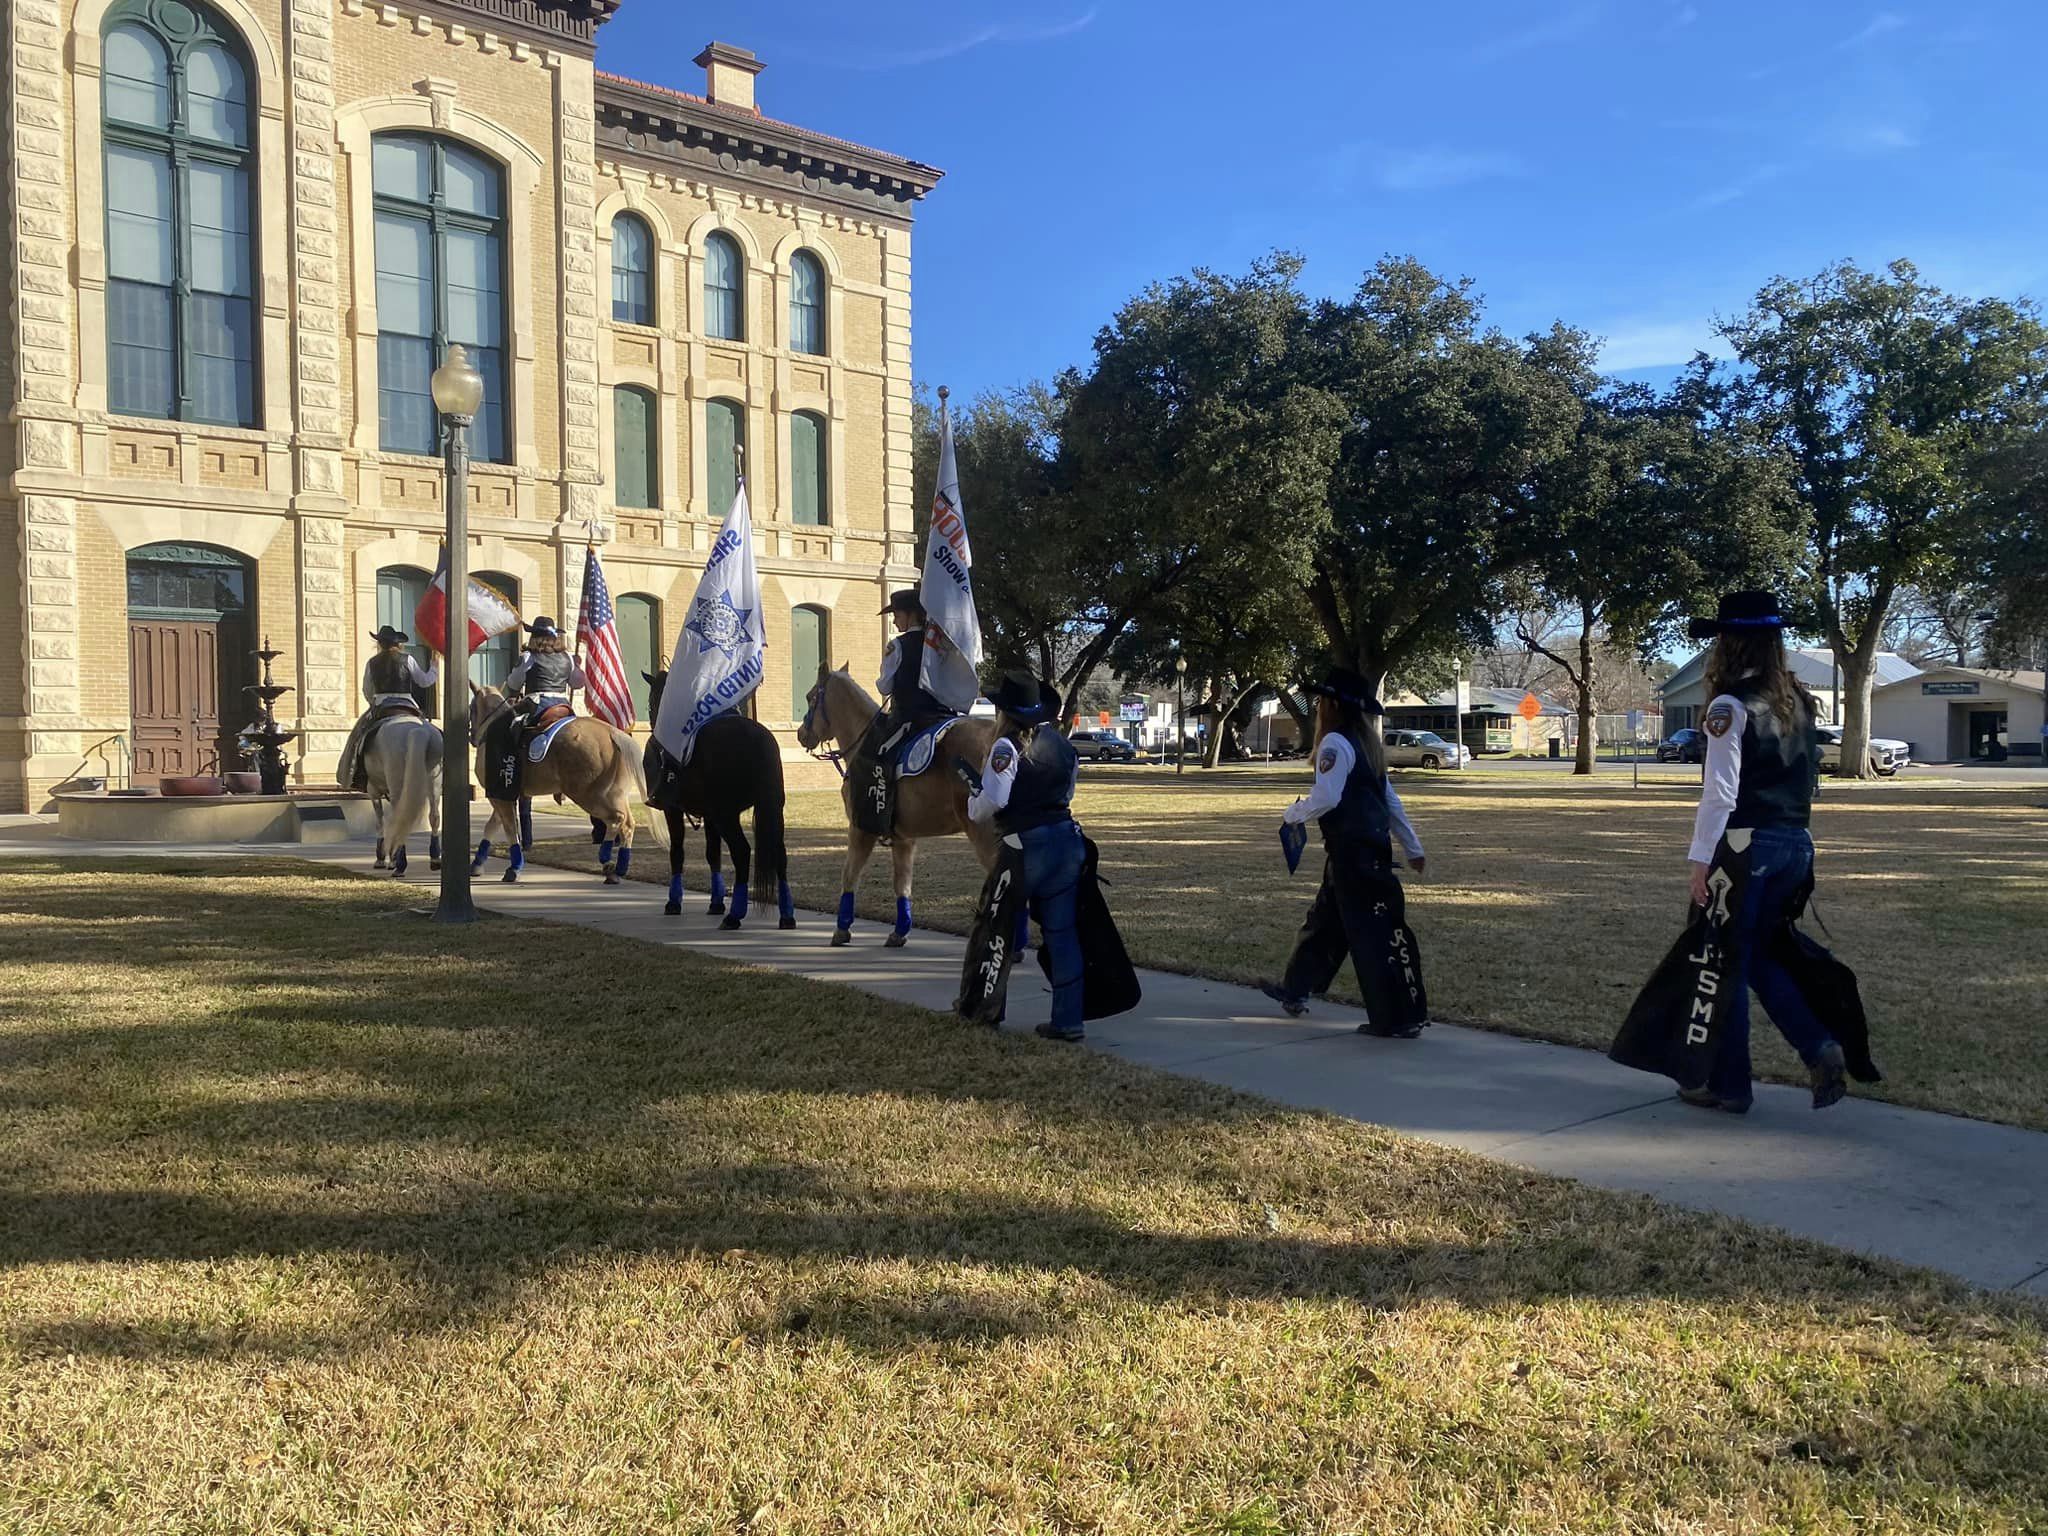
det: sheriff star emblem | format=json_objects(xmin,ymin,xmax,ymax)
[{"xmin": 685, "ymin": 591, "xmax": 754, "ymax": 660}]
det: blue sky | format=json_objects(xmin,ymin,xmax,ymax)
[{"xmin": 596, "ymin": 1, "xmax": 2048, "ymax": 397}]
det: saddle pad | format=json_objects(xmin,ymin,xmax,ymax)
[
  {"xmin": 901, "ymin": 717, "xmax": 961, "ymax": 778},
  {"xmin": 527, "ymin": 716, "xmax": 577, "ymax": 764}
]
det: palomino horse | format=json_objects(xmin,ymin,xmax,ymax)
[
  {"xmin": 365, "ymin": 714, "xmax": 443, "ymax": 878},
  {"xmin": 468, "ymin": 684, "xmax": 652, "ymax": 884},
  {"xmin": 643, "ymin": 671, "xmax": 795, "ymax": 929},
  {"xmin": 797, "ymin": 665, "xmax": 999, "ymax": 947}
]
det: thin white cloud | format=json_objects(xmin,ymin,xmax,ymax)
[
  {"xmin": 1669, "ymin": 4, "xmax": 1701, "ymax": 28},
  {"xmin": 838, "ymin": 9, "xmax": 1099, "ymax": 71},
  {"xmin": 1823, "ymin": 115, "xmax": 1920, "ymax": 153},
  {"xmin": 1472, "ymin": 3, "xmax": 1601, "ymax": 64},
  {"xmin": 1688, "ymin": 161, "xmax": 1788, "ymax": 210},
  {"xmin": 1363, "ymin": 146, "xmax": 1526, "ymax": 192},
  {"xmin": 1839, "ymin": 10, "xmax": 1907, "ymax": 48},
  {"xmin": 1595, "ymin": 320, "xmax": 1733, "ymax": 373}
]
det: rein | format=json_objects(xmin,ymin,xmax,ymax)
[{"xmin": 800, "ymin": 679, "xmax": 860, "ymax": 780}]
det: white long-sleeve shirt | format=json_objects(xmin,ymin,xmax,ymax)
[
  {"xmin": 506, "ymin": 654, "xmax": 587, "ymax": 696},
  {"xmin": 1688, "ymin": 693, "xmax": 1747, "ymax": 864},
  {"xmin": 967, "ymin": 737, "xmax": 1019, "ymax": 825},
  {"xmin": 362, "ymin": 654, "xmax": 438, "ymax": 703},
  {"xmin": 1282, "ymin": 733, "xmax": 1425, "ymax": 864}
]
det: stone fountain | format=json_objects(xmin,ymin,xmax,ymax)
[{"xmin": 239, "ymin": 637, "xmax": 299, "ymax": 796}]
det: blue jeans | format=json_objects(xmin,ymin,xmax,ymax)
[
  {"xmin": 1709, "ymin": 825, "xmax": 1836, "ymax": 1103},
  {"xmin": 1019, "ymin": 819, "xmax": 1086, "ymax": 1036}
]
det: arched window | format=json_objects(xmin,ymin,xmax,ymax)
[
  {"xmin": 613, "ymin": 385, "xmax": 657, "ymax": 509},
  {"xmin": 789, "ymin": 250, "xmax": 826, "ymax": 355},
  {"xmin": 374, "ymin": 564, "xmax": 437, "ymax": 704},
  {"xmin": 705, "ymin": 398, "xmax": 744, "ymax": 519},
  {"xmin": 617, "ymin": 593, "xmax": 659, "ymax": 723},
  {"xmin": 703, "ymin": 231, "xmax": 743, "ymax": 341},
  {"xmin": 373, "ymin": 133, "xmax": 507, "ymax": 462},
  {"xmin": 791, "ymin": 605, "xmax": 829, "ymax": 719},
  {"xmin": 791, "ymin": 410, "xmax": 828, "ymax": 527},
  {"xmin": 611, "ymin": 213, "xmax": 653, "ymax": 326},
  {"xmin": 103, "ymin": 0, "xmax": 256, "ymax": 427},
  {"xmin": 471, "ymin": 570, "xmax": 519, "ymax": 689}
]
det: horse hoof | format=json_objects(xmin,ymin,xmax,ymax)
[
  {"xmin": 429, "ymin": 860, "xmax": 442, "ymax": 871},
  {"xmin": 779, "ymin": 916, "xmax": 798, "ymax": 931},
  {"xmin": 469, "ymin": 862, "xmax": 486, "ymax": 878},
  {"xmin": 830, "ymin": 928, "xmax": 852, "ymax": 948},
  {"xmin": 502, "ymin": 869, "xmax": 519, "ymax": 884},
  {"xmin": 664, "ymin": 901, "xmax": 682, "ymax": 916},
  {"xmin": 885, "ymin": 931, "xmax": 909, "ymax": 950},
  {"xmin": 720, "ymin": 914, "xmax": 742, "ymax": 931},
  {"xmin": 707, "ymin": 901, "xmax": 726, "ymax": 916},
  {"xmin": 373, "ymin": 858, "xmax": 389, "ymax": 871},
  {"xmin": 604, "ymin": 871, "xmax": 622, "ymax": 886}
]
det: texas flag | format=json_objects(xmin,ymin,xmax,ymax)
[{"xmin": 414, "ymin": 545, "xmax": 520, "ymax": 657}]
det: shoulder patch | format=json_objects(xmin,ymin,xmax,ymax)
[
  {"xmin": 1704, "ymin": 701, "xmax": 1736, "ymax": 738},
  {"xmin": 1317, "ymin": 746, "xmax": 1340, "ymax": 775},
  {"xmin": 991, "ymin": 742, "xmax": 1015, "ymax": 774}
]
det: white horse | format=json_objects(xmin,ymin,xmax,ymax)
[{"xmin": 366, "ymin": 716, "xmax": 444, "ymax": 878}]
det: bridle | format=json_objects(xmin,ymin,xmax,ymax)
[{"xmin": 800, "ymin": 680, "xmax": 846, "ymax": 779}]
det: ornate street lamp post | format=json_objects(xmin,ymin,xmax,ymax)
[
  {"xmin": 431, "ymin": 345, "xmax": 484, "ymax": 924},
  {"xmin": 1174, "ymin": 651, "xmax": 1188, "ymax": 776}
]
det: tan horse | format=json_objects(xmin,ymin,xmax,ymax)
[
  {"xmin": 469, "ymin": 684, "xmax": 653, "ymax": 885},
  {"xmin": 797, "ymin": 665, "xmax": 999, "ymax": 947}
]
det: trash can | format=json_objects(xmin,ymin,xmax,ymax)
[{"xmin": 1548, "ymin": 737, "xmax": 1561, "ymax": 759}]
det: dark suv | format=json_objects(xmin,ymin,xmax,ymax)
[
  {"xmin": 1656, "ymin": 729, "xmax": 1706, "ymax": 763},
  {"xmin": 1067, "ymin": 729, "xmax": 1137, "ymax": 763}
]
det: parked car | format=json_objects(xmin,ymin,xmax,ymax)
[
  {"xmin": 1383, "ymin": 729, "xmax": 1471, "ymax": 769},
  {"xmin": 1816, "ymin": 724, "xmax": 1910, "ymax": 777},
  {"xmin": 1656, "ymin": 729, "xmax": 1707, "ymax": 763},
  {"xmin": 1067, "ymin": 729, "xmax": 1137, "ymax": 763}
]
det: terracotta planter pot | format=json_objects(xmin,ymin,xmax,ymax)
[
  {"xmin": 159, "ymin": 776, "xmax": 225, "ymax": 797},
  {"xmin": 222, "ymin": 772, "xmax": 264, "ymax": 795}
]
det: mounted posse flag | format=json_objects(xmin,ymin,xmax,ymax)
[
  {"xmin": 575, "ymin": 544, "xmax": 636, "ymax": 730},
  {"xmin": 654, "ymin": 477, "xmax": 765, "ymax": 763},
  {"xmin": 414, "ymin": 544, "xmax": 520, "ymax": 656},
  {"xmin": 918, "ymin": 390, "xmax": 983, "ymax": 713}
]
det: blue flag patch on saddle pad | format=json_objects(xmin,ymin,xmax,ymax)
[
  {"xmin": 527, "ymin": 716, "xmax": 577, "ymax": 764},
  {"xmin": 901, "ymin": 718, "xmax": 961, "ymax": 778}
]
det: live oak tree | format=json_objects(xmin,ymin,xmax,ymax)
[{"xmin": 1722, "ymin": 260, "xmax": 2048, "ymax": 776}]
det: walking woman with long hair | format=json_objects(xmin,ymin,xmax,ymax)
[
  {"xmin": 1679, "ymin": 591, "xmax": 1849, "ymax": 1112},
  {"xmin": 1260, "ymin": 666, "xmax": 1430, "ymax": 1038}
]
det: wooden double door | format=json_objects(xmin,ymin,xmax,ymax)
[{"xmin": 129, "ymin": 618, "xmax": 249, "ymax": 779}]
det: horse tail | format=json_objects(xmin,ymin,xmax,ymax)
[
  {"xmin": 614, "ymin": 727, "xmax": 667, "ymax": 847},
  {"xmin": 384, "ymin": 722, "xmax": 438, "ymax": 854},
  {"xmin": 753, "ymin": 724, "xmax": 789, "ymax": 885}
]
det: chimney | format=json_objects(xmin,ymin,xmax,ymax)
[{"xmin": 694, "ymin": 42, "xmax": 763, "ymax": 112}]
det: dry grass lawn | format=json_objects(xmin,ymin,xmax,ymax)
[
  {"xmin": 1, "ymin": 860, "xmax": 2046, "ymax": 1534},
  {"xmin": 544, "ymin": 770, "xmax": 2047, "ymax": 1130}
]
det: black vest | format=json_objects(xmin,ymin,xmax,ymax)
[
  {"xmin": 997, "ymin": 728, "xmax": 1078, "ymax": 835},
  {"xmin": 1317, "ymin": 731, "xmax": 1392, "ymax": 860},
  {"xmin": 1728, "ymin": 687, "xmax": 1817, "ymax": 832},
  {"xmin": 523, "ymin": 650, "xmax": 573, "ymax": 694},
  {"xmin": 366, "ymin": 650, "xmax": 414, "ymax": 696}
]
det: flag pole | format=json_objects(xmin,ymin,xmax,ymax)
[{"xmin": 734, "ymin": 444, "xmax": 751, "ymax": 719}]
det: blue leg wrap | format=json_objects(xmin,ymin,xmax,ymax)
[
  {"xmin": 779, "ymin": 880, "xmax": 795, "ymax": 922},
  {"xmin": 615, "ymin": 847, "xmax": 632, "ymax": 880},
  {"xmin": 836, "ymin": 892, "xmax": 856, "ymax": 930},
  {"xmin": 471, "ymin": 838, "xmax": 492, "ymax": 872},
  {"xmin": 428, "ymin": 834, "xmax": 441, "ymax": 862},
  {"xmin": 730, "ymin": 882, "xmax": 749, "ymax": 920},
  {"xmin": 895, "ymin": 896, "xmax": 913, "ymax": 936},
  {"xmin": 710, "ymin": 871, "xmax": 726, "ymax": 904},
  {"xmin": 599, "ymin": 839, "xmax": 615, "ymax": 868},
  {"xmin": 509, "ymin": 844, "xmax": 525, "ymax": 872},
  {"xmin": 668, "ymin": 874, "xmax": 685, "ymax": 905},
  {"xmin": 392, "ymin": 845, "xmax": 408, "ymax": 875}
]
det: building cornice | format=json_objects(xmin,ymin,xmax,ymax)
[
  {"xmin": 593, "ymin": 72, "xmax": 944, "ymax": 225},
  {"xmin": 398, "ymin": 0, "xmax": 620, "ymax": 55}
]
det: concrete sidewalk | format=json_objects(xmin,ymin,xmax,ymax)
[{"xmin": 5, "ymin": 816, "xmax": 2044, "ymax": 1296}]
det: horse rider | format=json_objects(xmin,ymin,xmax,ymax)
[
  {"xmin": 964, "ymin": 670, "xmax": 1088, "ymax": 1041},
  {"xmin": 337, "ymin": 625, "xmax": 438, "ymax": 790},
  {"xmin": 492, "ymin": 616, "xmax": 586, "ymax": 799},
  {"xmin": 850, "ymin": 587, "xmax": 950, "ymax": 836},
  {"xmin": 1260, "ymin": 666, "xmax": 1431, "ymax": 1038}
]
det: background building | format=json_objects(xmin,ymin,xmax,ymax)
[
  {"xmin": 1658, "ymin": 647, "xmax": 1920, "ymax": 732},
  {"xmin": 1870, "ymin": 666, "xmax": 2047, "ymax": 762},
  {"xmin": 2, "ymin": 0, "xmax": 939, "ymax": 809}
]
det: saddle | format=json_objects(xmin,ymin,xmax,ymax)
[{"xmin": 530, "ymin": 702, "xmax": 573, "ymax": 732}]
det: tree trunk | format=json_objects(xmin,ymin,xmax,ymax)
[
  {"xmin": 1574, "ymin": 622, "xmax": 1597, "ymax": 775},
  {"xmin": 1836, "ymin": 638, "xmax": 1885, "ymax": 780}
]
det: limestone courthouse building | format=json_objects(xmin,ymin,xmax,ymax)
[{"xmin": 1, "ymin": 0, "xmax": 941, "ymax": 809}]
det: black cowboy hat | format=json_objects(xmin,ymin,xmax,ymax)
[
  {"xmin": 525, "ymin": 615, "xmax": 561, "ymax": 637},
  {"xmin": 1688, "ymin": 590, "xmax": 1786, "ymax": 641},
  {"xmin": 879, "ymin": 587, "xmax": 925, "ymax": 617},
  {"xmin": 1311, "ymin": 665, "xmax": 1384, "ymax": 715},
  {"xmin": 987, "ymin": 670, "xmax": 1062, "ymax": 725},
  {"xmin": 369, "ymin": 624, "xmax": 409, "ymax": 646}
]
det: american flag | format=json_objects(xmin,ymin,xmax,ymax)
[{"xmin": 576, "ymin": 546, "xmax": 636, "ymax": 729}]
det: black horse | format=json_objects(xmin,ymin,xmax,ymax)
[{"xmin": 638, "ymin": 671, "xmax": 795, "ymax": 929}]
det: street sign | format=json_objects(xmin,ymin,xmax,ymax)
[
  {"xmin": 1626, "ymin": 709, "xmax": 1643, "ymax": 732},
  {"xmin": 1517, "ymin": 692, "xmax": 1542, "ymax": 723},
  {"xmin": 1098, "ymin": 710, "xmax": 1112, "ymax": 726},
  {"xmin": 1119, "ymin": 702, "xmax": 1146, "ymax": 722}
]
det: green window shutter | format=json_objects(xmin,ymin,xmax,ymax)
[
  {"xmin": 792, "ymin": 411, "xmax": 826, "ymax": 526},
  {"xmin": 791, "ymin": 606, "xmax": 827, "ymax": 719},
  {"xmin": 614, "ymin": 386, "xmax": 655, "ymax": 508},
  {"xmin": 707, "ymin": 399, "xmax": 743, "ymax": 519},
  {"xmin": 618, "ymin": 594, "xmax": 658, "ymax": 721}
]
